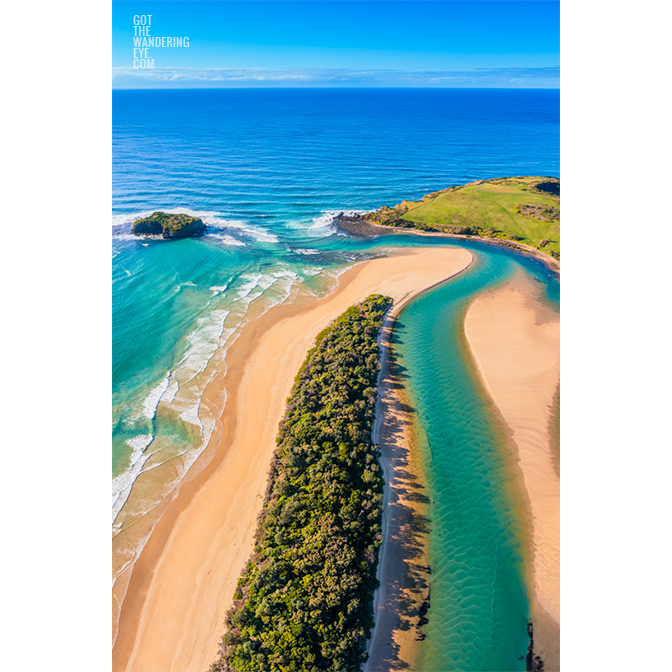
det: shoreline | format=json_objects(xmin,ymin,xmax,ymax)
[
  {"xmin": 464, "ymin": 271, "xmax": 560, "ymax": 670},
  {"xmin": 112, "ymin": 246, "xmax": 473, "ymax": 672},
  {"xmin": 365, "ymin": 254, "xmax": 474, "ymax": 671},
  {"xmin": 333, "ymin": 213, "xmax": 560, "ymax": 275}
]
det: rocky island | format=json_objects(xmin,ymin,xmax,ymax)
[{"xmin": 133, "ymin": 212, "xmax": 207, "ymax": 239}]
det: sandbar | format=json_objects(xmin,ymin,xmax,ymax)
[
  {"xmin": 112, "ymin": 246, "xmax": 473, "ymax": 672},
  {"xmin": 464, "ymin": 271, "xmax": 560, "ymax": 670},
  {"xmin": 364, "ymin": 271, "xmax": 474, "ymax": 671}
]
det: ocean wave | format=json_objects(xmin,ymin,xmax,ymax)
[
  {"xmin": 179, "ymin": 402, "xmax": 203, "ymax": 429},
  {"xmin": 217, "ymin": 219, "xmax": 279, "ymax": 243},
  {"xmin": 162, "ymin": 377, "xmax": 179, "ymax": 405},
  {"xmin": 234, "ymin": 274, "xmax": 263, "ymax": 300},
  {"xmin": 206, "ymin": 231, "xmax": 247, "ymax": 247},
  {"xmin": 112, "ymin": 207, "xmax": 211, "ymax": 230},
  {"xmin": 112, "ymin": 208, "xmax": 273, "ymax": 244},
  {"xmin": 112, "ymin": 261, "xmax": 305, "ymax": 591},
  {"xmin": 112, "ymin": 261, "xmax": 306, "ymax": 627},
  {"xmin": 294, "ymin": 248, "xmax": 321, "ymax": 255},
  {"xmin": 143, "ymin": 376, "xmax": 170, "ymax": 419},
  {"xmin": 229, "ymin": 270, "xmax": 300, "ymax": 311},
  {"xmin": 271, "ymin": 269, "xmax": 298, "ymax": 280},
  {"xmin": 176, "ymin": 309, "xmax": 231, "ymax": 384},
  {"xmin": 287, "ymin": 210, "xmax": 365, "ymax": 238},
  {"xmin": 112, "ymin": 434, "xmax": 155, "ymax": 525},
  {"xmin": 126, "ymin": 434, "xmax": 154, "ymax": 461}
]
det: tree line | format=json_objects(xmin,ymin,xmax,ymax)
[{"xmin": 210, "ymin": 294, "xmax": 393, "ymax": 672}]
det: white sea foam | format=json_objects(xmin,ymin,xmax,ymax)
[
  {"xmin": 179, "ymin": 401, "xmax": 203, "ymax": 429},
  {"xmin": 271, "ymin": 269, "xmax": 297, "ymax": 279},
  {"xmin": 227, "ymin": 270, "xmax": 299, "ymax": 313},
  {"xmin": 112, "ymin": 255, "xmax": 308, "ymax": 617},
  {"xmin": 126, "ymin": 434, "xmax": 154, "ymax": 461},
  {"xmin": 221, "ymin": 219, "xmax": 279, "ymax": 243},
  {"xmin": 112, "ymin": 208, "xmax": 272, "ymax": 245},
  {"xmin": 112, "ymin": 207, "xmax": 213, "ymax": 230},
  {"xmin": 207, "ymin": 232, "xmax": 246, "ymax": 247},
  {"xmin": 235, "ymin": 274, "xmax": 262, "ymax": 299},
  {"xmin": 322, "ymin": 265, "xmax": 353, "ymax": 292},
  {"xmin": 176, "ymin": 309, "xmax": 231, "ymax": 383},
  {"xmin": 162, "ymin": 377, "xmax": 179, "ymax": 405},
  {"xmin": 294, "ymin": 248, "xmax": 321, "ymax": 255},
  {"xmin": 143, "ymin": 376, "xmax": 170, "ymax": 419},
  {"xmin": 287, "ymin": 210, "xmax": 365, "ymax": 238},
  {"xmin": 311, "ymin": 212, "xmax": 340, "ymax": 230},
  {"xmin": 112, "ymin": 435, "xmax": 155, "ymax": 525}
]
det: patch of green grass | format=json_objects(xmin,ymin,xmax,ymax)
[{"xmin": 365, "ymin": 177, "xmax": 560, "ymax": 257}]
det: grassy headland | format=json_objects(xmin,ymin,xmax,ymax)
[
  {"xmin": 359, "ymin": 176, "xmax": 560, "ymax": 259},
  {"xmin": 210, "ymin": 295, "xmax": 392, "ymax": 672}
]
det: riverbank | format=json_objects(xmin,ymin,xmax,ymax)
[
  {"xmin": 365, "ymin": 255, "xmax": 474, "ymax": 670},
  {"xmin": 464, "ymin": 270, "xmax": 560, "ymax": 671},
  {"xmin": 334, "ymin": 213, "xmax": 560, "ymax": 275},
  {"xmin": 112, "ymin": 246, "xmax": 473, "ymax": 672}
]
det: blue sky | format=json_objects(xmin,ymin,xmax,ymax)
[{"xmin": 113, "ymin": 1, "xmax": 559, "ymax": 88}]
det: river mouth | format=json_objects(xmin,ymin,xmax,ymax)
[{"xmin": 391, "ymin": 249, "xmax": 558, "ymax": 671}]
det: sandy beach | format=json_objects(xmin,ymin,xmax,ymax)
[
  {"xmin": 364, "ymin": 277, "xmax": 461, "ymax": 672},
  {"xmin": 112, "ymin": 246, "xmax": 473, "ymax": 672},
  {"xmin": 464, "ymin": 270, "xmax": 560, "ymax": 670},
  {"xmin": 333, "ymin": 214, "xmax": 560, "ymax": 274}
]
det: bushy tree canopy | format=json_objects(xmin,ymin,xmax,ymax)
[{"xmin": 211, "ymin": 295, "xmax": 392, "ymax": 672}]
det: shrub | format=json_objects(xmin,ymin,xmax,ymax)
[{"xmin": 210, "ymin": 296, "xmax": 393, "ymax": 672}]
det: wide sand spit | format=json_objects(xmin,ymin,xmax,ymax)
[
  {"xmin": 113, "ymin": 246, "xmax": 474, "ymax": 672},
  {"xmin": 464, "ymin": 270, "xmax": 560, "ymax": 671}
]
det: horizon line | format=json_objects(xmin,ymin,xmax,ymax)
[{"xmin": 112, "ymin": 85, "xmax": 560, "ymax": 90}]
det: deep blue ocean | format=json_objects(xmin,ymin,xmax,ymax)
[{"xmin": 112, "ymin": 88, "xmax": 559, "ymax": 666}]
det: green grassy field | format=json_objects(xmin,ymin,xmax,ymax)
[{"xmin": 364, "ymin": 176, "xmax": 560, "ymax": 258}]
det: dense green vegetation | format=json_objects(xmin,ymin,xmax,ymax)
[
  {"xmin": 132, "ymin": 211, "xmax": 206, "ymax": 238},
  {"xmin": 211, "ymin": 295, "xmax": 393, "ymax": 672},
  {"xmin": 363, "ymin": 176, "xmax": 560, "ymax": 259}
]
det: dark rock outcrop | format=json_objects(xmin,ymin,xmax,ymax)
[
  {"xmin": 133, "ymin": 212, "xmax": 206, "ymax": 239},
  {"xmin": 332, "ymin": 212, "xmax": 398, "ymax": 237}
]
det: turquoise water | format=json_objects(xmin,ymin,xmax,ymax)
[
  {"xmin": 392, "ymin": 249, "xmax": 558, "ymax": 671},
  {"xmin": 112, "ymin": 88, "xmax": 560, "ymax": 660}
]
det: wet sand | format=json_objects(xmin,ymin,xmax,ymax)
[
  {"xmin": 112, "ymin": 246, "xmax": 473, "ymax": 672},
  {"xmin": 464, "ymin": 271, "xmax": 560, "ymax": 670},
  {"xmin": 364, "ymin": 276, "xmax": 470, "ymax": 671}
]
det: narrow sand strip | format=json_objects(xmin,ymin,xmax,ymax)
[
  {"xmin": 364, "ymin": 275, "xmax": 464, "ymax": 672},
  {"xmin": 464, "ymin": 272, "xmax": 560, "ymax": 670},
  {"xmin": 113, "ymin": 246, "xmax": 472, "ymax": 672}
]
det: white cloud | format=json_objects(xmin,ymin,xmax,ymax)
[{"xmin": 112, "ymin": 66, "xmax": 559, "ymax": 88}]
